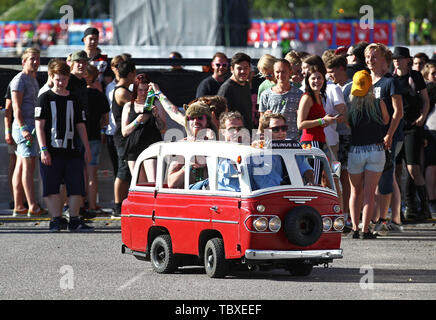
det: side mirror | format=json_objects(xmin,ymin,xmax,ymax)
[{"xmin": 331, "ymin": 161, "xmax": 341, "ymax": 179}]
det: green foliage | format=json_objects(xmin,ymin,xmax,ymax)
[{"xmin": 250, "ymin": 0, "xmax": 435, "ymax": 20}]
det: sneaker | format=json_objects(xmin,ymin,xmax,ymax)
[
  {"xmin": 362, "ymin": 231, "xmax": 377, "ymax": 239},
  {"xmin": 374, "ymin": 220, "xmax": 388, "ymax": 236},
  {"xmin": 68, "ymin": 217, "xmax": 94, "ymax": 232},
  {"xmin": 386, "ymin": 221, "xmax": 403, "ymax": 233},
  {"xmin": 111, "ymin": 207, "xmax": 121, "ymax": 219},
  {"xmin": 49, "ymin": 217, "xmax": 62, "ymax": 233},
  {"xmin": 59, "ymin": 217, "xmax": 69, "ymax": 230},
  {"xmin": 352, "ymin": 230, "xmax": 360, "ymax": 239},
  {"xmin": 80, "ymin": 208, "xmax": 97, "ymax": 220},
  {"xmin": 368, "ymin": 220, "xmax": 377, "ymax": 234}
]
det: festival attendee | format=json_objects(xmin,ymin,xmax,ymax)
[
  {"xmin": 35, "ymin": 59, "xmax": 93, "ymax": 232},
  {"xmin": 84, "ymin": 64, "xmax": 110, "ymax": 215},
  {"xmin": 105, "ymin": 54, "xmax": 131, "ymax": 178},
  {"xmin": 393, "ymin": 47, "xmax": 431, "ymax": 221},
  {"xmin": 284, "ymin": 50, "xmax": 304, "ymax": 88},
  {"xmin": 422, "ymin": 62, "xmax": 436, "ymax": 213},
  {"xmin": 121, "ymin": 73, "xmax": 165, "ymax": 178},
  {"xmin": 412, "ymin": 52, "xmax": 429, "ymax": 72},
  {"xmin": 364, "ymin": 43, "xmax": 404, "ymax": 233},
  {"xmin": 324, "ymin": 54, "xmax": 353, "ymax": 230},
  {"xmin": 347, "ymin": 70, "xmax": 390, "ymax": 239},
  {"xmin": 346, "ymin": 42, "xmax": 370, "ymax": 79},
  {"xmin": 111, "ymin": 60, "xmax": 136, "ymax": 218},
  {"xmin": 83, "ymin": 27, "xmax": 108, "ymax": 86},
  {"xmin": 297, "ymin": 65, "xmax": 336, "ymax": 184},
  {"xmin": 166, "ymin": 102, "xmax": 217, "ymax": 189},
  {"xmin": 10, "ymin": 47, "xmax": 47, "ymax": 217},
  {"xmin": 217, "ymin": 52, "xmax": 253, "ymax": 131},
  {"xmin": 259, "ymin": 59, "xmax": 302, "ymax": 140},
  {"xmin": 256, "ymin": 54, "xmax": 277, "ymax": 104},
  {"xmin": 196, "ymin": 52, "xmax": 229, "ymax": 98}
]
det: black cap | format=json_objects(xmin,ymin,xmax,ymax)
[
  {"xmin": 82, "ymin": 27, "xmax": 99, "ymax": 42},
  {"xmin": 392, "ymin": 46, "xmax": 411, "ymax": 59}
]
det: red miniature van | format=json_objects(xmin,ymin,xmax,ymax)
[{"xmin": 121, "ymin": 140, "xmax": 343, "ymax": 277}]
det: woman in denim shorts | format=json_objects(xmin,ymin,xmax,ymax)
[{"xmin": 347, "ymin": 71, "xmax": 390, "ymax": 239}]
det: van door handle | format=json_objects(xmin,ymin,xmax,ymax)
[{"xmin": 210, "ymin": 206, "xmax": 219, "ymax": 212}]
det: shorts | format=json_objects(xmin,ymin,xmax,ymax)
[
  {"xmin": 378, "ymin": 139, "xmax": 403, "ymax": 195},
  {"xmin": 115, "ymin": 141, "xmax": 132, "ymax": 182},
  {"xmin": 88, "ymin": 140, "xmax": 102, "ymax": 166},
  {"xmin": 12, "ymin": 122, "xmax": 38, "ymax": 158},
  {"xmin": 338, "ymin": 135, "xmax": 351, "ymax": 169},
  {"xmin": 425, "ymin": 130, "xmax": 436, "ymax": 167},
  {"xmin": 348, "ymin": 144, "xmax": 385, "ymax": 174},
  {"xmin": 40, "ymin": 156, "xmax": 85, "ymax": 197},
  {"xmin": 403, "ymin": 126, "xmax": 424, "ymax": 165}
]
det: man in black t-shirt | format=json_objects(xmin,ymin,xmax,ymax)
[
  {"xmin": 35, "ymin": 59, "xmax": 93, "ymax": 232},
  {"xmin": 392, "ymin": 46, "xmax": 431, "ymax": 220},
  {"xmin": 196, "ymin": 52, "xmax": 229, "ymax": 98},
  {"xmin": 217, "ymin": 52, "xmax": 253, "ymax": 131}
]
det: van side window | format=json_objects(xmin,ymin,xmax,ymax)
[
  {"xmin": 164, "ymin": 154, "xmax": 186, "ymax": 189},
  {"xmin": 135, "ymin": 156, "xmax": 158, "ymax": 187},
  {"xmin": 248, "ymin": 154, "xmax": 291, "ymax": 191},
  {"xmin": 188, "ymin": 155, "xmax": 210, "ymax": 190},
  {"xmin": 217, "ymin": 157, "xmax": 240, "ymax": 192}
]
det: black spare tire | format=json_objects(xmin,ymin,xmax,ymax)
[{"xmin": 284, "ymin": 206, "xmax": 323, "ymax": 247}]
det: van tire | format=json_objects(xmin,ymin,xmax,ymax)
[
  {"xmin": 204, "ymin": 238, "xmax": 228, "ymax": 278},
  {"xmin": 150, "ymin": 234, "xmax": 177, "ymax": 274},
  {"xmin": 284, "ymin": 206, "xmax": 323, "ymax": 247}
]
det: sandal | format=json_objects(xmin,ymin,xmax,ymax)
[
  {"xmin": 12, "ymin": 208, "xmax": 28, "ymax": 217},
  {"xmin": 27, "ymin": 208, "xmax": 48, "ymax": 217}
]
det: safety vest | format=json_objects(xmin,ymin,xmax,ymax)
[
  {"xmin": 409, "ymin": 21, "xmax": 419, "ymax": 34},
  {"xmin": 422, "ymin": 22, "xmax": 431, "ymax": 35}
]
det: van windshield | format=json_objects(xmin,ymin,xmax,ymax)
[{"xmin": 247, "ymin": 153, "xmax": 335, "ymax": 192}]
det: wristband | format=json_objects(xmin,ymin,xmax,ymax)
[
  {"xmin": 20, "ymin": 125, "xmax": 28, "ymax": 132},
  {"xmin": 155, "ymin": 91, "xmax": 162, "ymax": 96},
  {"xmin": 5, "ymin": 128, "xmax": 11, "ymax": 134},
  {"xmin": 159, "ymin": 95, "xmax": 166, "ymax": 102},
  {"xmin": 40, "ymin": 146, "xmax": 48, "ymax": 152},
  {"xmin": 133, "ymin": 120, "xmax": 138, "ymax": 127},
  {"xmin": 317, "ymin": 118, "xmax": 323, "ymax": 126}
]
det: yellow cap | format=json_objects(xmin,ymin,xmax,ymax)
[{"xmin": 351, "ymin": 70, "xmax": 372, "ymax": 97}]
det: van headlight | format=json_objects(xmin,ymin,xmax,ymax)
[
  {"xmin": 253, "ymin": 217, "xmax": 268, "ymax": 232},
  {"xmin": 323, "ymin": 217, "xmax": 332, "ymax": 231},
  {"xmin": 268, "ymin": 216, "xmax": 281, "ymax": 232},
  {"xmin": 333, "ymin": 217, "xmax": 345, "ymax": 231}
]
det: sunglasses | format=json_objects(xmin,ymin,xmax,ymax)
[
  {"xmin": 269, "ymin": 125, "xmax": 288, "ymax": 133},
  {"xmin": 215, "ymin": 63, "xmax": 228, "ymax": 68},
  {"xmin": 187, "ymin": 115, "xmax": 207, "ymax": 122}
]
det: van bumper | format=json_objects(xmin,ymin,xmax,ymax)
[{"xmin": 245, "ymin": 249, "xmax": 343, "ymax": 260}]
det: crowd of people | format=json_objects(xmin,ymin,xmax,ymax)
[{"xmin": 4, "ymin": 26, "xmax": 436, "ymax": 236}]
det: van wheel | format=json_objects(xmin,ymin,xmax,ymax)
[
  {"xmin": 204, "ymin": 238, "xmax": 228, "ymax": 278},
  {"xmin": 288, "ymin": 264, "xmax": 313, "ymax": 276},
  {"xmin": 150, "ymin": 234, "xmax": 177, "ymax": 274}
]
